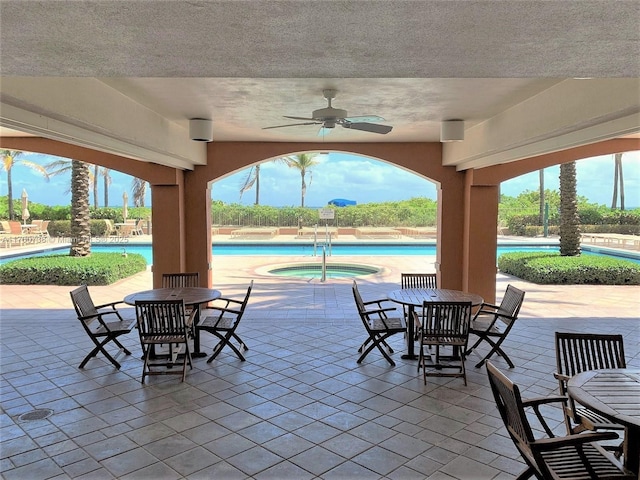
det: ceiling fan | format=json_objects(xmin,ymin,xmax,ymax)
[{"xmin": 263, "ymin": 89, "xmax": 392, "ymax": 135}]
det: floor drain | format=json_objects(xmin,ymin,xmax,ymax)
[{"xmin": 18, "ymin": 409, "xmax": 53, "ymax": 421}]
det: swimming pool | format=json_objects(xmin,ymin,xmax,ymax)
[{"xmin": 1, "ymin": 242, "xmax": 639, "ymax": 265}]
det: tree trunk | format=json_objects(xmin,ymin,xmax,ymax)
[
  {"xmin": 93, "ymin": 164, "xmax": 99, "ymax": 209},
  {"xmin": 7, "ymin": 168, "xmax": 13, "ymax": 220},
  {"xmin": 70, "ymin": 160, "xmax": 92, "ymax": 257},
  {"xmin": 300, "ymin": 171, "xmax": 306, "ymax": 207},
  {"xmin": 559, "ymin": 161, "xmax": 581, "ymax": 256},
  {"xmin": 611, "ymin": 154, "xmax": 619, "ymax": 208},
  {"xmin": 104, "ymin": 170, "xmax": 110, "ymax": 207},
  {"xmin": 617, "ymin": 153, "xmax": 625, "ymax": 210},
  {"xmin": 255, "ymin": 165, "xmax": 260, "ymax": 205},
  {"xmin": 538, "ymin": 169, "xmax": 544, "ymax": 225}
]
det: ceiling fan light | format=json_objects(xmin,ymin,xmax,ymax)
[
  {"xmin": 189, "ymin": 118, "xmax": 213, "ymax": 142},
  {"xmin": 440, "ymin": 120, "xmax": 464, "ymax": 142}
]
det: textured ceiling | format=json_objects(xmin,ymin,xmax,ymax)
[{"xmin": 0, "ymin": 0, "xmax": 639, "ymax": 168}]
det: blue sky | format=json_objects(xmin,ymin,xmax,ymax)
[{"xmin": 3, "ymin": 150, "xmax": 639, "ymax": 208}]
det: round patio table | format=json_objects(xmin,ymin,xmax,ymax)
[
  {"xmin": 387, "ymin": 288, "xmax": 483, "ymax": 360},
  {"xmin": 125, "ymin": 287, "xmax": 221, "ymax": 357},
  {"xmin": 568, "ymin": 369, "xmax": 640, "ymax": 477}
]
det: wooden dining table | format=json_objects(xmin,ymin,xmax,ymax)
[
  {"xmin": 568, "ymin": 368, "xmax": 640, "ymax": 477},
  {"xmin": 124, "ymin": 287, "xmax": 221, "ymax": 357},
  {"xmin": 386, "ymin": 288, "xmax": 483, "ymax": 359}
]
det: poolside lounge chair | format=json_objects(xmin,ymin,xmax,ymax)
[
  {"xmin": 230, "ymin": 227, "xmax": 279, "ymax": 239},
  {"xmin": 355, "ymin": 227, "xmax": 401, "ymax": 239}
]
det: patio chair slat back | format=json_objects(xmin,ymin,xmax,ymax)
[
  {"xmin": 555, "ymin": 332, "xmax": 626, "ymax": 445},
  {"xmin": 162, "ymin": 272, "xmax": 200, "ymax": 288},
  {"xmin": 400, "ymin": 273, "xmax": 437, "ymax": 289}
]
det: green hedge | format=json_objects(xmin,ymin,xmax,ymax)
[
  {"xmin": 0, "ymin": 252, "xmax": 147, "ymax": 285},
  {"xmin": 497, "ymin": 252, "xmax": 640, "ymax": 285}
]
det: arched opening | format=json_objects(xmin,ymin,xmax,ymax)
[{"xmin": 204, "ymin": 151, "xmax": 440, "ymax": 283}]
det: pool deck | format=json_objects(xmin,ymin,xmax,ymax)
[{"xmin": 1, "ymin": 235, "xmax": 639, "ymax": 479}]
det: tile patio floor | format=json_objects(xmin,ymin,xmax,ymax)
[{"xmin": 1, "ymin": 252, "xmax": 639, "ymax": 479}]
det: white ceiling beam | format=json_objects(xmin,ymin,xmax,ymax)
[
  {"xmin": 0, "ymin": 78, "xmax": 206, "ymax": 170},
  {"xmin": 444, "ymin": 79, "xmax": 640, "ymax": 170}
]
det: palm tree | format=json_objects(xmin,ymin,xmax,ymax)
[
  {"xmin": 131, "ymin": 177, "xmax": 147, "ymax": 207},
  {"xmin": 239, "ymin": 165, "xmax": 260, "ymax": 205},
  {"xmin": 283, "ymin": 153, "xmax": 320, "ymax": 207},
  {"xmin": 611, "ymin": 153, "xmax": 625, "ymax": 210},
  {"xmin": 1, "ymin": 150, "xmax": 49, "ymax": 220},
  {"xmin": 559, "ymin": 161, "xmax": 581, "ymax": 256},
  {"xmin": 70, "ymin": 160, "xmax": 91, "ymax": 256},
  {"xmin": 92, "ymin": 165, "xmax": 99, "ymax": 209},
  {"xmin": 538, "ymin": 168, "xmax": 545, "ymax": 225},
  {"xmin": 102, "ymin": 168, "xmax": 112, "ymax": 207}
]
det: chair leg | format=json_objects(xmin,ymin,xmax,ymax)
[
  {"xmin": 111, "ymin": 337, "xmax": 132, "ymax": 356},
  {"xmin": 206, "ymin": 331, "xmax": 246, "ymax": 363},
  {"xmin": 182, "ymin": 342, "xmax": 192, "ymax": 382},
  {"xmin": 515, "ymin": 466, "xmax": 535, "ymax": 480},
  {"xmin": 473, "ymin": 337, "xmax": 514, "ymax": 368},
  {"xmin": 231, "ymin": 333, "xmax": 248, "ymax": 351},
  {"xmin": 79, "ymin": 336, "xmax": 122, "ymax": 369},
  {"xmin": 357, "ymin": 333, "xmax": 396, "ymax": 366}
]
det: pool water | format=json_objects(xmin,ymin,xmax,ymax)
[
  {"xmin": 1, "ymin": 242, "xmax": 639, "ymax": 265},
  {"xmin": 268, "ymin": 263, "xmax": 380, "ymax": 279}
]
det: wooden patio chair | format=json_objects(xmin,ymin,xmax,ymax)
[
  {"xmin": 401, "ymin": 272, "xmax": 437, "ymax": 336},
  {"xmin": 197, "ymin": 280, "xmax": 253, "ymax": 363},
  {"xmin": 135, "ymin": 299, "xmax": 195, "ymax": 383},
  {"xmin": 162, "ymin": 272, "xmax": 200, "ymax": 288},
  {"xmin": 417, "ymin": 301, "xmax": 472, "ymax": 385},
  {"xmin": 555, "ymin": 332, "xmax": 626, "ymax": 455},
  {"xmin": 352, "ymin": 280, "xmax": 406, "ymax": 366},
  {"xmin": 465, "ymin": 284, "xmax": 525, "ymax": 368},
  {"xmin": 401, "ymin": 272, "xmax": 437, "ymax": 289},
  {"xmin": 162, "ymin": 272, "xmax": 200, "ymax": 336},
  {"xmin": 486, "ymin": 361, "xmax": 633, "ymax": 480},
  {"xmin": 70, "ymin": 285, "xmax": 135, "ymax": 369}
]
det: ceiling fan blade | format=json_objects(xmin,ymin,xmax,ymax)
[
  {"xmin": 344, "ymin": 115, "xmax": 387, "ymax": 123},
  {"xmin": 343, "ymin": 122, "xmax": 392, "ymax": 134},
  {"xmin": 283, "ymin": 115, "xmax": 318, "ymax": 121},
  {"xmin": 262, "ymin": 122, "xmax": 321, "ymax": 130}
]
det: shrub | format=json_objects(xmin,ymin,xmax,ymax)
[
  {"xmin": 0, "ymin": 252, "xmax": 147, "ymax": 285},
  {"xmin": 498, "ymin": 252, "xmax": 640, "ymax": 285},
  {"xmin": 47, "ymin": 220, "xmax": 109, "ymax": 237}
]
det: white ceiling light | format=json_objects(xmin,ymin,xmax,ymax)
[
  {"xmin": 440, "ymin": 120, "xmax": 465, "ymax": 142},
  {"xmin": 189, "ymin": 118, "xmax": 213, "ymax": 142}
]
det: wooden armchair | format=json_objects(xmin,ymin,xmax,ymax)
[
  {"xmin": 486, "ymin": 361, "xmax": 633, "ymax": 480},
  {"xmin": 555, "ymin": 332, "xmax": 626, "ymax": 455},
  {"xmin": 465, "ymin": 284, "xmax": 525, "ymax": 368},
  {"xmin": 401, "ymin": 272, "xmax": 437, "ymax": 335},
  {"xmin": 135, "ymin": 299, "xmax": 195, "ymax": 383},
  {"xmin": 417, "ymin": 301, "xmax": 472, "ymax": 385},
  {"xmin": 70, "ymin": 285, "xmax": 135, "ymax": 369},
  {"xmin": 197, "ymin": 280, "xmax": 253, "ymax": 363},
  {"xmin": 352, "ymin": 280, "xmax": 406, "ymax": 366}
]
